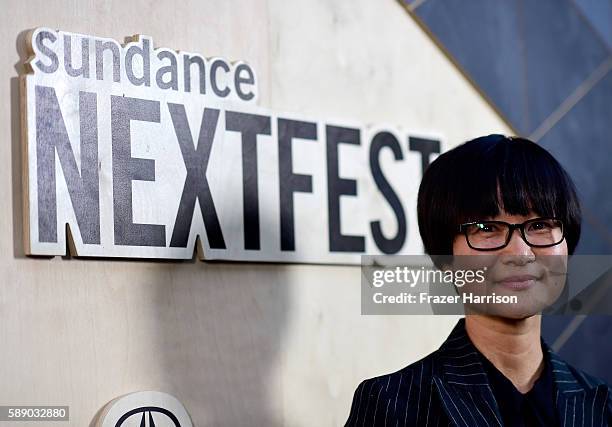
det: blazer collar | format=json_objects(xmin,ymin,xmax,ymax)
[
  {"xmin": 436, "ymin": 317, "xmax": 490, "ymax": 389},
  {"xmin": 433, "ymin": 318, "xmax": 503, "ymax": 426},
  {"xmin": 432, "ymin": 317, "xmax": 609, "ymax": 427}
]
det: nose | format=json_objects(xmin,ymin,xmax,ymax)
[{"xmin": 499, "ymin": 227, "xmax": 536, "ymax": 264}]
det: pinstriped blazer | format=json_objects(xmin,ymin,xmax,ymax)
[{"xmin": 345, "ymin": 318, "xmax": 612, "ymax": 426}]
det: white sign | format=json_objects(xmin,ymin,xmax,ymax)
[
  {"xmin": 22, "ymin": 27, "xmax": 442, "ymax": 264},
  {"xmin": 96, "ymin": 391, "xmax": 193, "ymax": 427}
]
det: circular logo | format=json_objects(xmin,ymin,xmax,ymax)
[{"xmin": 96, "ymin": 391, "xmax": 193, "ymax": 427}]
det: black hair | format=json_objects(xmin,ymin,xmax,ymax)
[{"xmin": 417, "ymin": 134, "xmax": 582, "ymax": 256}]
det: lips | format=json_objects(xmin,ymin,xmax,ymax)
[{"xmin": 495, "ymin": 274, "xmax": 540, "ymax": 290}]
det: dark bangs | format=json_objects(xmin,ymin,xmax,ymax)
[{"xmin": 417, "ymin": 134, "xmax": 582, "ymax": 255}]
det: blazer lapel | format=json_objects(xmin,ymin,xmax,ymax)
[
  {"xmin": 433, "ymin": 318, "xmax": 503, "ymax": 427},
  {"xmin": 546, "ymin": 345, "xmax": 610, "ymax": 427},
  {"xmin": 434, "ymin": 319, "xmax": 610, "ymax": 427}
]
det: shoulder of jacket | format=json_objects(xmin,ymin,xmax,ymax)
[
  {"xmin": 563, "ymin": 361, "xmax": 611, "ymax": 391},
  {"xmin": 353, "ymin": 351, "xmax": 439, "ymax": 397}
]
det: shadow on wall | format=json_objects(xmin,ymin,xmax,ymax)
[
  {"xmin": 12, "ymin": 30, "xmax": 291, "ymax": 426},
  {"xmin": 148, "ymin": 259, "xmax": 291, "ymax": 426},
  {"xmin": 11, "ymin": 30, "xmax": 28, "ymax": 260}
]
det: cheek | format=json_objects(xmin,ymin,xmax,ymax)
[
  {"xmin": 538, "ymin": 239, "xmax": 568, "ymax": 256},
  {"xmin": 535, "ymin": 240, "xmax": 568, "ymax": 280}
]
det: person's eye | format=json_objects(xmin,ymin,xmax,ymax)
[
  {"xmin": 528, "ymin": 220, "xmax": 553, "ymax": 232},
  {"xmin": 476, "ymin": 223, "xmax": 497, "ymax": 233}
]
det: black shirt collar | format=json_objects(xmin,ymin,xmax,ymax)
[{"xmin": 477, "ymin": 343, "xmax": 558, "ymax": 426}]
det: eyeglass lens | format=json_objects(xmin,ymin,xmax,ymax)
[{"xmin": 464, "ymin": 218, "xmax": 563, "ymax": 249}]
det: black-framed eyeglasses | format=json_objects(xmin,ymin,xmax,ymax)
[{"xmin": 457, "ymin": 217, "xmax": 565, "ymax": 251}]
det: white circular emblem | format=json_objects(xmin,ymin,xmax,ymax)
[{"xmin": 96, "ymin": 391, "xmax": 193, "ymax": 427}]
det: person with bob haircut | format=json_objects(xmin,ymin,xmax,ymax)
[{"xmin": 345, "ymin": 134, "xmax": 611, "ymax": 426}]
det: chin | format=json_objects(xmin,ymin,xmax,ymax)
[
  {"xmin": 460, "ymin": 278, "xmax": 564, "ymax": 319},
  {"xmin": 463, "ymin": 302, "xmax": 541, "ymax": 319}
]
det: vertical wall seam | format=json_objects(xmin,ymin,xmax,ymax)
[{"xmin": 517, "ymin": 0, "xmax": 530, "ymax": 135}]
